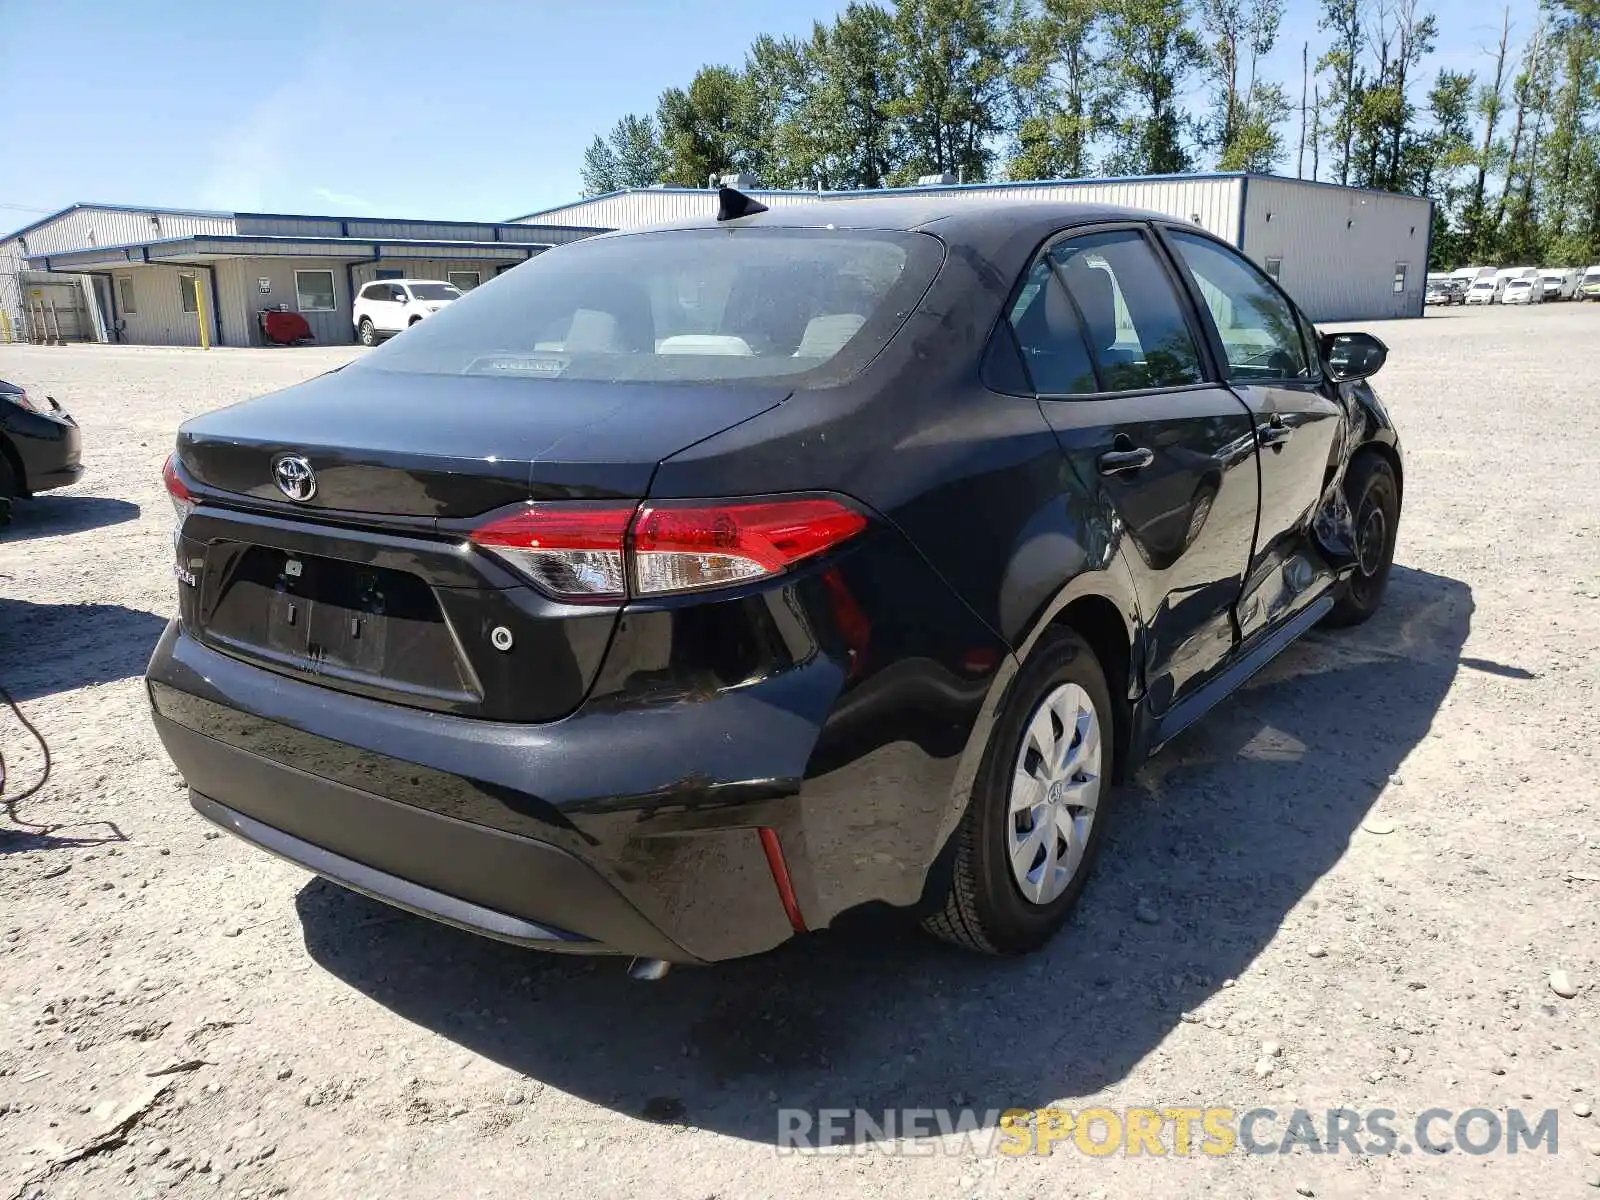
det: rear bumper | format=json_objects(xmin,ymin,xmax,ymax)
[
  {"xmin": 147, "ymin": 588, "xmax": 1000, "ymax": 960},
  {"xmin": 6, "ymin": 413, "xmax": 82, "ymax": 495},
  {"xmin": 176, "ymin": 746, "xmax": 690, "ymax": 960}
]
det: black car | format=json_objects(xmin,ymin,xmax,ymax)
[
  {"xmin": 147, "ymin": 194, "xmax": 1402, "ymax": 968},
  {"xmin": 1, "ymin": 378, "xmax": 83, "ymax": 522}
]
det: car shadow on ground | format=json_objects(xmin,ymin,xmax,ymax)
[
  {"xmin": 0, "ymin": 598, "xmax": 168, "ymax": 702},
  {"xmin": 297, "ymin": 564, "xmax": 1473, "ymax": 1144},
  {"xmin": 1, "ymin": 496, "xmax": 139, "ymax": 539}
]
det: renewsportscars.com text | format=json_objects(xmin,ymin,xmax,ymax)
[{"xmin": 776, "ymin": 1106, "xmax": 1561, "ymax": 1157}]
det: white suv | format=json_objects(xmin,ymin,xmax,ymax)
[{"xmin": 353, "ymin": 279, "xmax": 462, "ymax": 345}]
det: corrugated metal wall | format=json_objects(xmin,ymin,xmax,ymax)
[
  {"xmin": 351, "ymin": 257, "xmax": 525, "ymax": 290},
  {"xmin": 215, "ymin": 257, "xmax": 349, "ymax": 346},
  {"xmin": 104, "ymin": 263, "xmax": 212, "ymax": 346},
  {"xmin": 519, "ymin": 179, "xmax": 1243, "ymax": 241},
  {"xmin": 1241, "ymin": 177, "xmax": 1432, "ymax": 321},
  {"xmin": 3, "ymin": 207, "xmax": 235, "ymax": 340}
]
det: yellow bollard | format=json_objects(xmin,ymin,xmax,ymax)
[
  {"xmin": 194, "ymin": 277, "xmax": 211, "ymax": 350},
  {"xmin": 0, "ymin": 311, "xmax": 11, "ymax": 344}
]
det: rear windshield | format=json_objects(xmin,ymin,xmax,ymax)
[
  {"xmin": 408, "ymin": 283, "xmax": 460, "ymax": 301},
  {"xmin": 356, "ymin": 227, "xmax": 943, "ymax": 387}
]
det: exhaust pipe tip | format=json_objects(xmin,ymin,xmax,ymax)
[{"xmin": 627, "ymin": 957, "xmax": 672, "ymax": 981}]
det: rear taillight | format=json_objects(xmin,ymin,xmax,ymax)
[
  {"xmin": 470, "ymin": 502, "xmax": 633, "ymax": 602},
  {"xmin": 468, "ymin": 495, "xmax": 867, "ymax": 601},
  {"xmin": 631, "ymin": 498, "xmax": 866, "ymax": 595},
  {"xmin": 162, "ymin": 453, "xmax": 195, "ymax": 545}
]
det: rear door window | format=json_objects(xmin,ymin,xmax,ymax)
[{"xmin": 358, "ymin": 228, "xmax": 944, "ymax": 388}]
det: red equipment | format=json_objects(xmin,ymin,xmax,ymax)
[{"xmin": 257, "ymin": 307, "xmax": 314, "ymax": 346}]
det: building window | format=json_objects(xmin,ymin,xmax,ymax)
[
  {"xmin": 116, "ymin": 276, "xmax": 137, "ymax": 315},
  {"xmin": 179, "ymin": 274, "xmax": 199, "ymax": 314},
  {"xmin": 448, "ymin": 270, "xmax": 481, "ymax": 292},
  {"xmin": 1264, "ymin": 257, "xmax": 1283, "ymax": 281},
  {"xmin": 375, "ymin": 269, "xmax": 403, "ymax": 280},
  {"xmin": 295, "ymin": 269, "xmax": 337, "ymax": 312},
  {"xmin": 1393, "ymin": 263, "xmax": 1408, "ymax": 294}
]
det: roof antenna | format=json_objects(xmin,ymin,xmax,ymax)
[{"xmin": 716, "ymin": 185, "xmax": 768, "ymax": 222}]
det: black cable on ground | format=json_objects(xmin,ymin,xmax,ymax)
[{"xmin": 0, "ymin": 678, "xmax": 55, "ymax": 831}]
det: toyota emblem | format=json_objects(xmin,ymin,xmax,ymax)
[{"xmin": 273, "ymin": 455, "xmax": 317, "ymax": 502}]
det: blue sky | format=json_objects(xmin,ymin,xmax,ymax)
[{"xmin": 0, "ymin": 0, "xmax": 1540, "ymax": 230}]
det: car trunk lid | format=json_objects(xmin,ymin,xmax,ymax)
[{"xmin": 172, "ymin": 368, "xmax": 787, "ymax": 721}]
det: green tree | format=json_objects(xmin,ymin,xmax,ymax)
[
  {"xmin": 1460, "ymin": 9, "xmax": 1513, "ymax": 261},
  {"xmin": 1317, "ymin": 0, "xmax": 1366, "ymax": 186},
  {"xmin": 656, "ymin": 65, "xmax": 761, "ymax": 186},
  {"xmin": 1415, "ymin": 69, "xmax": 1477, "ymax": 266},
  {"xmin": 1541, "ymin": 0, "xmax": 1600, "ymax": 261},
  {"xmin": 1200, "ymin": 0, "xmax": 1285, "ymax": 169},
  {"xmin": 888, "ymin": 0, "xmax": 1011, "ymax": 183},
  {"xmin": 579, "ymin": 136, "xmax": 621, "ymax": 196},
  {"xmin": 783, "ymin": 4, "xmax": 904, "ymax": 188},
  {"xmin": 1102, "ymin": 0, "xmax": 1207, "ymax": 174},
  {"xmin": 1008, "ymin": 0, "xmax": 1106, "ymax": 178}
]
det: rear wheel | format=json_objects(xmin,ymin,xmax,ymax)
[
  {"xmin": 408, "ymin": 316, "xmax": 423, "ymax": 327},
  {"xmin": 358, "ymin": 318, "xmax": 377, "ymax": 347},
  {"xmin": 924, "ymin": 628, "xmax": 1115, "ymax": 955},
  {"xmin": 1325, "ymin": 452, "xmax": 1400, "ymax": 627}
]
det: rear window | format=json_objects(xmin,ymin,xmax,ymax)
[
  {"xmin": 356, "ymin": 227, "xmax": 943, "ymax": 387},
  {"xmin": 408, "ymin": 283, "xmax": 460, "ymax": 301}
]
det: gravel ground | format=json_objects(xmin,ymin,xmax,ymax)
[{"xmin": 1, "ymin": 304, "xmax": 1598, "ymax": 1200}]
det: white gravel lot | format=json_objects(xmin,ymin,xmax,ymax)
[{"xmin": 1, "ymin": 304, "xmax": 1598, "ymax": 1200}]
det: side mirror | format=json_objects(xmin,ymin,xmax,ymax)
[{"xmin": 1320, "ymin": 331, "xmax": 1388, "ymax": 382}]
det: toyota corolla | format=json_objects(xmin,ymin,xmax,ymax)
[{"xmin": 147, "ymin": 192, "xmax": 1402, "ymax": 969}]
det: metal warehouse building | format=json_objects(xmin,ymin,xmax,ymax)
[
  {"xmin": 512, "ymin": 173, "xmax": 1434, "ymax": 323},
  {"xmin": 0, "ymin": 204, "xmax": 601, "ymax": 348},
  {"xmin": 1, "ymin": 173, "xmax": 1432, "ymax": 346}
]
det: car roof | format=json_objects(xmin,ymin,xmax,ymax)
[
  {"xmin": 613, "ymin": 195, "xmax": 1199, "ymax": 249},
  {"xmin": 366, "ymin": 278, "xmax": 457, "ymax": 287}
]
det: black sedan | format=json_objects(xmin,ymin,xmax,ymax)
[
  {"xmin": 146, "ymin": 192, "xmax": 1402, "ymax": 969},
  {"xmin": 1, "ymin": 378, "xmax": 83, "ymax": 522}
]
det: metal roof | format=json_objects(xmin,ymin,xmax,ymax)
[
  {"xmin": 1, "ymin": 201, "xmax": 235, "ymax": 244},
  {"xmin": 30, "ymin": 233, "xmax": 564, "ymax": 272},
  {"xmin": 508, "ymin": 171, "xmax": 1427, "ymax": 223}
]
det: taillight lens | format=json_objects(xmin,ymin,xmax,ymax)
[
  {"xmin": 3, "ymin": 389, "xmax": 46, "ymax": 414},
  {"xmin": 468, "ymin": 495, "xmax": 867, "ymax": 601},
  {"xmin": 470, "ymin": 502, "xmax": 635, "ymax": 601},
  {"xmin": 631, "ymin": 498, "xmax": 867, "ymax": 595},
  {"xmin": 162, "ymin": 453, "xmax": 196, "ymax": 544}
]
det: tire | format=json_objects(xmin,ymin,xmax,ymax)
[
  {"xmin": 357, "ymin": 318, "xmax": 377, "ymax": 347},
  {"xmin": 1325, "ymin": 451, "xmax": 1400, "ymax": 627},
  {"xmin": 408, "ymin": 316, "xmax": 423, "ymax": 327},
  {"xmin": 924, "ymin": 627, "xmax": 1116, "ymax": 955},
  {"xmin": 0, "ymin": 451, "xmax": 16, "ymax": 526}
]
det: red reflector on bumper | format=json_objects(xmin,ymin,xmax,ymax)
[{"xmin": 758, "ymin": 827, "xmax": 806, "ymax": 933}]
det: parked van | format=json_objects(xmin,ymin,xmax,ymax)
[
  {"xmin": 1579, "ymin": 266, "xmax": 1600, "ymax": 301},
  {"xmin": 1539, "ymin": 268, "xmax": 1579, "ymax": 301}
]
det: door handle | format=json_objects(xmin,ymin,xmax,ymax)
[
  {"xmin": 1258, "ymin": 414, "xmax": 1293, "ymax": 448},
  {"xmin": 1097, "ymin": 446, "xmax": 1155, "ymax": 476}
]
